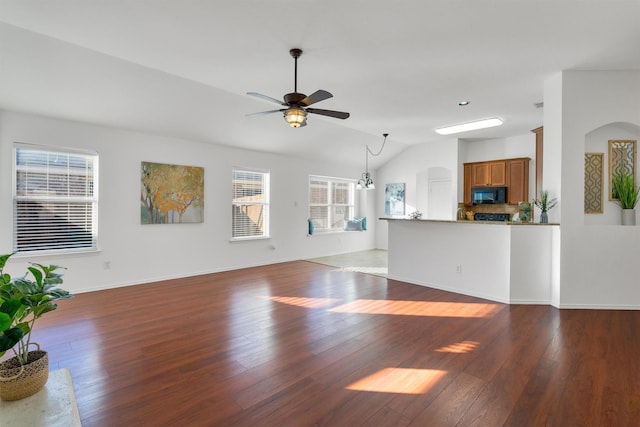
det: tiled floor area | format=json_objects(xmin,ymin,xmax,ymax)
[{"xmin": 307, "ymin": 249, "xmax": 388, "ymax": 277}]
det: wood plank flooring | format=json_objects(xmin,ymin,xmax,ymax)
[{"xmin": 22, "ymin": 260, "xmax": 640, "ymax": 426}]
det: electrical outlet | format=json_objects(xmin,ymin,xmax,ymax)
[
  {"xmin": 456, "ymin": 265, "xmax": 462, "ymax": 274},
  {"xmin": 104, "ymin": 261, "xmax": 111, "ymax": 270}
]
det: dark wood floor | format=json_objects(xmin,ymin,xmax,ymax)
[{"xmin": 25, "ymin": 260, "xmax": 640, "ymax": 426}]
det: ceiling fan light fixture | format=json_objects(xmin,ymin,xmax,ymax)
[
  {"xmin": 284, "ymin": 107, "xmax": 307, "ymax": 128},
  {"xmin": 435, "ymin": 117, "xmax": 503, "ymax": 135}
]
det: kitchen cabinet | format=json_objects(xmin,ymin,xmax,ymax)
[
  {"xmin": 506, "ymin": 158, "xmax": 530, "ymax": 205},
  {"xmin": 463, "ymin": 164, "xmax": 472, "ymax": 205},
  {"xmin": 532, "ymin": 126, "xmax": 543, "ymax": 199},
  {"xmin": 471, "ymin": 161, "xmax": 506, "ymax": 186},
  {"xmin": 463, "ymin": 157, "xmax": 529, "ymax": 205}
]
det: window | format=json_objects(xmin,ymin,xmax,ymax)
[
  {"xmin": 309, "ymin": 175, "xmax": 355, "ymax": 232},
  {"xmin": 232, "ymin": 168, "xmax": 269, "ymax": 239},
  {"xmin": 13, "ymin": 144, "xmax": 98, "ymax": 254}
]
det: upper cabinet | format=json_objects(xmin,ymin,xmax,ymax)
[
  {"xmin": 506, "ymin": 158, "xmax": 530, "ymax": 205},
  {"xmin": 470, "ymin": 161, "xmax": 507, "ymax": 187},
  {"xmin": 464, "ymin": 157, "xmax": 530, "ymax": 205}
]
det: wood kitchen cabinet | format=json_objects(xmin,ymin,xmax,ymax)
[
  {"xmin": 506, "ymin": 158, "xmax": 530, "ymax": 205},
  {"xmin": 471, "ymin": 161, "xmax": 506, "ymax": 186},
  {"xmin": 464, "ymin": 164, "xmax": 472, "ymax": 205},
  {"xmin": 463, "ymin": 157, "xmax": 529, "ymax": 205}
]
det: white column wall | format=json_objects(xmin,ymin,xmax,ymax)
[{"xmin": 550, "ymin": 71, "xmax": 640, "ymax": 308}]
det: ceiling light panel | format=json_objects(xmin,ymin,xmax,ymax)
[{"xmin": 435, "ymin": 117, "xmax": 504, "ymax": 135}]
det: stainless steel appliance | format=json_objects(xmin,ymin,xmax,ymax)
[
  {"xmin": 471, "ymin": 186, "xmax": 507, "ymax": 205},
  {"xmin": 474, "ymin": 212, "xmax": 511, "ymax": 222}
]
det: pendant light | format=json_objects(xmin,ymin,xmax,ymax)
[{"xmin": 357, "ymin": 133, "xmax": 388, "ymax": 190}]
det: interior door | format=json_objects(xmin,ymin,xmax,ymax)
[{"xmin": 428, "ymin": 179, "xmax": 452, "ymax": 220}]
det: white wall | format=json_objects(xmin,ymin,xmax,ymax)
[
  {"xmin": 0, "ymin": 111, "xmax": 375, "ymax": 293},
  {"xmin": 462, "ymin": 134, "xmax": 536, "ymax": 164},
  {"xmin": 386, "ymin": 220, "xmax": 555, "ymax": 305},
  {"xmin": 374, "ymin": 139, "xmax": 459, "ymax": 249},
  {"xmin": 547, "ymin": 71, "xmax": 640, "ymax": 308}
]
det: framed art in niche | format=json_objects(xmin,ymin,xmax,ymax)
[
  {"xmin": 140, "ymin": 161, "xmax": 204, "ymax": 224},
  {"xmin": 584, "ymin": 152, "xmax": 604, "ymax": 214},
  {"xmin": 608, "ymin": 140, "xmax": 636, "ymax": 200}
]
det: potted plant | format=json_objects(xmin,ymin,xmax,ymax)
[
  {"xmin": 518, "ymin": 202, "xmax": 531, "ymax": 222},
  {"xmin": 612, "ymin": 171, "xmax": 640, "ymax": 225},
  {"xmin": 0, "ymin": 252, "xmax": 72, "ymax": 401},
  {"xmin": 533, "ymin": 190, "xmax": 558, "ymax": 223}
]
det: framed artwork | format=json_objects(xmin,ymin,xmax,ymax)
[
  {"xmin": 385, "ymin": 183, "xmax": 405, "ymax": 216},
  {"xmin": 140, "ymin": 161, "xmax": 205, "ymax": 224},
  {"xmin": 584, "ymin": 152, "xmax": 604, "ymax": 214},
  {"xmin": 608, "ymin": 140, "xmax": 636, "ymax": 200}
]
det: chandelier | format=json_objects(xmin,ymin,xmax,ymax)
[{"xmin": 357, "ymin": 133, "xmax": 388, "ymax": 190}]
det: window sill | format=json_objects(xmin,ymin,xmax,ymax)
[
  {"xmin": 229, "ymin": 236, "xmax": 271, "ymax": 243},
  {"xmin": 11, "ymin": 248, "xmax": 102, "ymax": 260},
  {"xmin": 308, "ymin": 230, "xmax": 365, "ymax": 237}
]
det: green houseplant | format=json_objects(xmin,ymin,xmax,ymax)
[
  {"xmin": 533, "ymin": 190, "xmax": 558, "ymax": 224},
  {"xmin": 612, "ymin": 171, "xmax": 640, "ymax": 225},
  {"xmin": 0, "ymin": 252, "xmax": 73, "ymax": 400}
]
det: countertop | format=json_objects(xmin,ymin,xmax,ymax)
[{"xmin": 380, "ymin": 218, "xmax": 559, "ymax": 226}]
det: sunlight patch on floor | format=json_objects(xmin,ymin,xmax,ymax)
[
  {"xmin": 266, "ymin": 296, "xmax": 340, "ymax": 308},
  {"xmin": 329, "ymin": 300, "xmax": 501, "ymax": 318},
  {"xmin": 331, "ymin": 266, "xmax": 389, "ymax": 275},
  {"xmin": 435, "ymin": 340, "xmax": 480, "ymax": 354},
  {"xmin": 346, "ymin": 368, "xmax": 447, "ymax": 394}
]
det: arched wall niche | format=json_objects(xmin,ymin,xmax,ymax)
[{"xmin": 584, "ymin": 121, "xmax": 640, "ymax": 225}]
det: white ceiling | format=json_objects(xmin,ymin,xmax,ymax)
[{"xmin": 1, "ymin": 1, "xmax": 640, "ymax": 169}]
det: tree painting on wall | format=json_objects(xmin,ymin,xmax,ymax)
[
  {"xmin": 140, "ymin": 162, "xmax": 204, "ymax": 224},
  {"xmin": 385, "ymin": 183, "xmax": 406, "ymax": 216}
]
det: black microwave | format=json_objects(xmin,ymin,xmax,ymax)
[{"xmin": 472, "ymin": 186, "xmax": 507, "ymax": 204}]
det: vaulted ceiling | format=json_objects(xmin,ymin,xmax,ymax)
[{"xmin": 1, "ymin": 1, "xmax": 639, "ymax": 169}]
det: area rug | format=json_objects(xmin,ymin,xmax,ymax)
[{"xmin": 0, "ymin": 368, "xmax": 81, "ymax": 427}]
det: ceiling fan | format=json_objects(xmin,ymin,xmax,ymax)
[{"xmin": 246, "ymin": 48, "xmax": 350, "ymax": 128}]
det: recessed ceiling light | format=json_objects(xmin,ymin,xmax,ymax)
[
  {"xmin": 458, "ymin": 101, "xmax": 470, "ymax": 106},
  {"xmin": 435, "ymin": 117, "xmax": 504, "ymax": 135}
]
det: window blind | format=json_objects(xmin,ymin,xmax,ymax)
[
  {"xmin": 14, "ymin": 146, "xmax": 98, "ymax": 253},
  {"xmin": 232, "ymin": 168, "xmax": 269, "ymax": 239},
  {"xmin": 309, "ymin": 176, "xmax": 355, "ymax": 232}
]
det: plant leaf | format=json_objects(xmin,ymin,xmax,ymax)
[
  {"xmin": 0, "ymin": 253, "xmax": 14, "ymax": 271},
  {"xmin": 0, "ymin": 325, "xmax": 27, "ymax": 352}
]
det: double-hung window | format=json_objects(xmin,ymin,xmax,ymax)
[
  {"xmin": 232, "ymin": 168, "xmax": 270, "ymax": 239},
  {"xmin": 308, "ymin": 175, "xmax": 355, "ymax": 232},
  {"xmin": 13, "ymin": 144, "xmax": 98, "ymax": 254}
]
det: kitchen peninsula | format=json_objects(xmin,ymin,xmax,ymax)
[{"xmin": 383, "ymin": 218, "xmax": 559, "ymax": 305}]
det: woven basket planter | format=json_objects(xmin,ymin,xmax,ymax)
[{"xmin": 0, "ymin": 350, "xmax": 49, "ymax": 401}]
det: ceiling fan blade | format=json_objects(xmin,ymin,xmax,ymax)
[
  {"xmin": 300, "ymin": 90, "xmax": 333, "ymax": 106},
  {"xmin": 245, "ymin": 109, "xmax": 285, "ymax": 117},
  {"xmin": 306, "ymin": 108, "xmax": 350, "ymax": 120},
  {"xmin": 247, "ymin": 92, "xmax": 286, "ymax": 106}
]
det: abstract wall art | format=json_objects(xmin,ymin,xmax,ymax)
[
  {"xmin": 385, "ymin": 182, "xmax": 406, "ymax": 216},
  {"xmin": 140, "ymin": 161, "xmax": 204, "ymax": 224}
]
